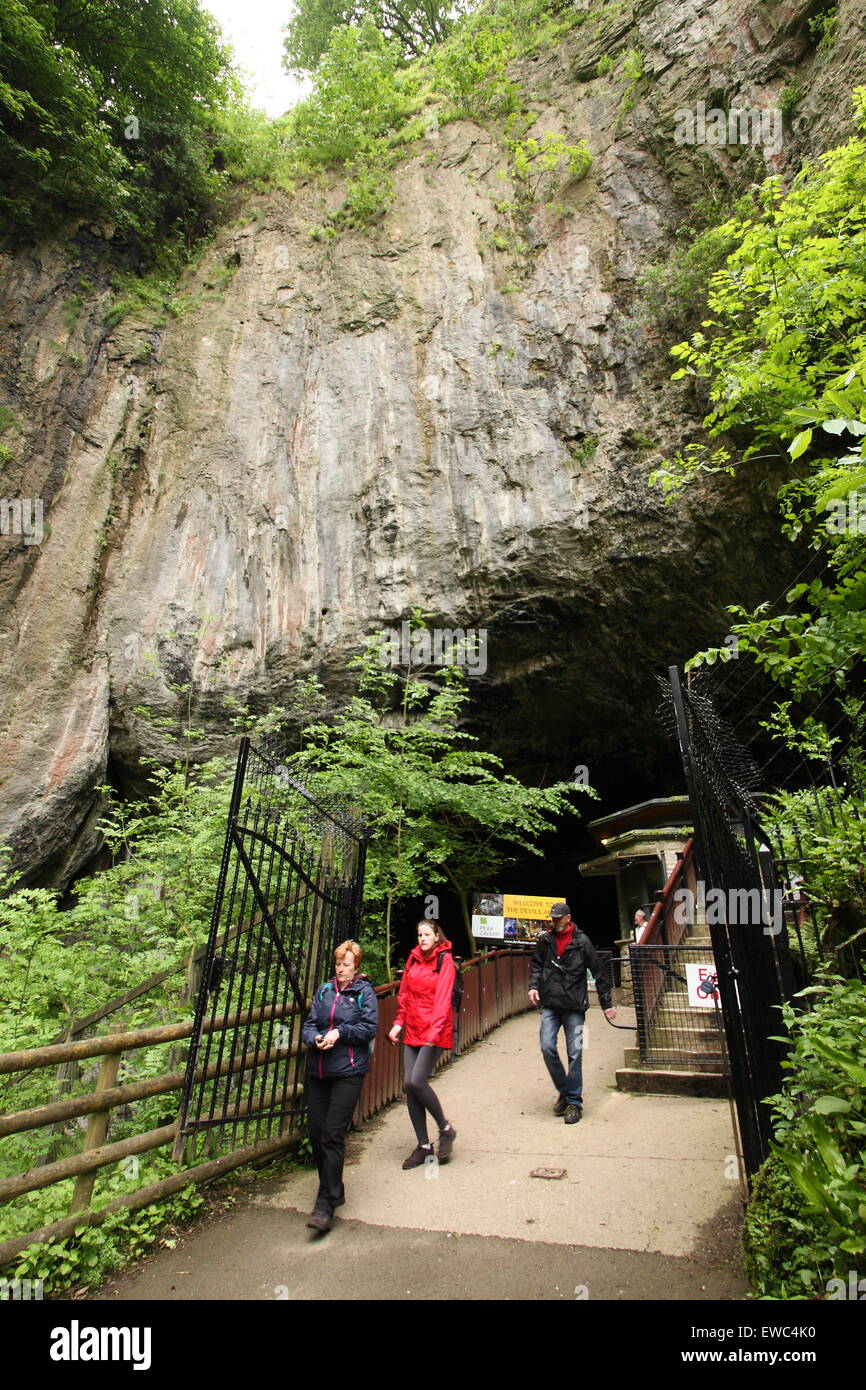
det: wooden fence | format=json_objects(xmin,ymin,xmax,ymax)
[{"xmin": 0, "ymin": 948, "xmax": 533, "ymax": 1267}]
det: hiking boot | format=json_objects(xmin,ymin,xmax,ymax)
[
  {"xmin": 402, "ymin": 1143, "xmax": 434, "ymax": 1169},
  {"xmin": 306, "ymin": 1208, "xmax": 333, "ymax": 1232},
  {"xmin": 553, "ymin": 1095, "xmax": 568, "ymax": 1116},
  {"xmin": 437, "ymin": 1123, "xmax": 457, "ymax": 1162},
  {"xmin": 563, "ymin": 1104, "xmax": 582, "ymax": 1124}
]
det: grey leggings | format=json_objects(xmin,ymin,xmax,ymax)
[{"xmin": 403, "ymin": 1044, "xmax": 446, "ymax": 1144}]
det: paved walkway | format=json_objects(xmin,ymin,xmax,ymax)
[{"xmin": 97, "ymin": 1007, "xmax": 748, "ymax": 1301}]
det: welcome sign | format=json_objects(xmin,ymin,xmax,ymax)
[{"xmin": 471, "ymin": 893, "xmax": 565, "ymax": 942}]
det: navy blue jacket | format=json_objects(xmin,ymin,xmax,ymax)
[{"xmin": 302, "ymin": 974, "xmax": 379, "ymax": 1079}]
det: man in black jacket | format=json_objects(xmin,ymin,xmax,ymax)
[{"xmin": 528, "ymin": 903, "xmax": 616, "ymax": 1123}]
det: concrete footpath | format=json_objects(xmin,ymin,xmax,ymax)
[{"xmin": 97, "ymin": 1009, "xmax": 749, "ymax": 1301}]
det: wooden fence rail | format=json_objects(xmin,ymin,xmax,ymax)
[{"xmin": 0, "ymin": 948, "xmax": 533, "ymax": 1267}]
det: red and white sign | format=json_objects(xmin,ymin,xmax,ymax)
[{"xmin": 686, "ymin": 963, "xmax": 719, "ymax": 1009}]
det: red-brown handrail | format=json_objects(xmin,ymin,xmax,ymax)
[
  {"xmin": 633, "ymin": 838, "xmax": 696, "ymax": 1043},
  {"xmin": 638, "ymin": 837, "xmax": 695, "ymax": 947}
]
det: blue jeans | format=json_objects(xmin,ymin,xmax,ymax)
[{"xmin": 540, "ymin": 1008, "xmax": 585, "ymax": 1107}]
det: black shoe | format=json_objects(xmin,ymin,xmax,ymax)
[
  {"xmin": 553, "ymin": 1095, "xmax": 568, "ymax": 1116},
  {"xmin": 438, "ymin": 1124, "xmax": 456, "ymax": 1162},
  {"xmin": 563, "ymin": 1104, "xmax": 582, "ymax": 1124},
  {"xmin": 402, "ymin": 1143, "xmax": 434, "ymax": 1170},
  {"xmin": 306, "ymin": 1208, "xmax": 333, "ymax": 1231}
]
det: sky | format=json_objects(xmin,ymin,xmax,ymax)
[{"xmin": 203, "ymin": 0, "xmax": 310, "ymax": 117}]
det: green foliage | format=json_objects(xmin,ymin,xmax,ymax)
[
  {"xmin": 779, "ymin": 83, "xmax": 804, "ymax": 118},
  {"xmin": 639, "ymin": 194, "xmax": 758, "ymax": 338},
  {"xmin": 338, "ymin": 149, "xmax": 396, "ymax": 227},
  {"xmin": 284, "ymin": 0, "xmax": 465, "ymax": 73},
  {"xmin": 0, "ymin": 754, "xmax": 232, "ymax": 1063},
  {"xmin": 808, "ymin": 4, "xmax": 838, "ymax": 51},
  {"xmin": 506, "ymin": 131, "xmax": 591, "ymax": 204},
  {"xmin": 617, "ymin": 46, "xmax": 645, "ymax": 118},
  {"xmin": 568, "ymin": 435, "xmax": 598, "ymax": 464},
  {"xmin": 649, "ymin": 444, "xmax": 733, "ymax": 498},
  {"xmin": 289, "ymin": 616, "xmax": 594, "ymax": 967},
  {"xmin": 210, "ymin": 103, "xmax": 297, "ymax": 191},
  {"xmin": 431, "ymin": 12, "xmax": 521, "ymax": 120},
  {"xmin": 10, "ymin": 1187, "xmax": 207, "ymax": 1295},
  {"xmin": 742, "ymin": 1154, "xmax": 832, "ymax": 1298},
  {"xmin": 657, "ymin": 91, "xmax": 866, "ymax": 712},
  {"xmin": 0, "ymin": 406, "xmax": 18, "ymax": 470},
  {"xmin": 764, "ymin": 760, "xmax": 866, "ymax": 970},
  {"xmin": 745, "ymin": 976, "xmax": 866, "ymax": 1296},
  {"xmin": 0, "ymin": 0, "xmax": 239, "ymax": 253},
  {"xmin": 61, "ymin": 294, "xmax": 83, "ymax": 331},
  {"xmin": 597, "ymin": 53, "xmax": 615, "ymax": 76},
  {"xmin": 287, "ymin": 22, "xmax": 412, "ymax": 167}
]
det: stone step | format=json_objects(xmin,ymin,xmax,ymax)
[
  {"xmin": 646, "ymin": 1017, "xmax": 723, "ymax": 1035},
  {"xmin": 624, "ymin": 1047, "xmax": 725, "ymax": 1068},
  {"xmin": 647, "ymin": 1005, "xmax": 723, "ymax": 1026},
  {"xmin": 615, "ymin": 1067, "xmax": 728, "ymax": 1098}
]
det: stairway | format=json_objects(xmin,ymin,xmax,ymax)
[{"xmin": 615, "ymin": 922, "xmax": 730, "ymax": 1098}]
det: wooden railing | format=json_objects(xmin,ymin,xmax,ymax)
[
  {"xmin": 0, "ymin": 948, "xmax": 533, "ymax": 1267},
  {"xmin": 633, "ymin": 839, "xmax": 697, "ymax": 1040}
]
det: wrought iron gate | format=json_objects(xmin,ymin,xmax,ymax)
[
  {"xmin": 174, "ymin": 738, "xmax": 366, "ymax": 1164},
  {"xmin": 659, "ymin": 668, "xmax": 798, "ymax": 1177}
]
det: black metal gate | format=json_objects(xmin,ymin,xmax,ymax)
[
  {"xmin": 659, "ymin": 668, "xmax": 798, "ymax": 1177},
  {"xmin": 174, "ymin": 738, "xmax": 366, "ymax": 1164}
]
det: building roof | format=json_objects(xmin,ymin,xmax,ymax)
[{"xmin": 587, "ymin": 796, "xmax": 690, "ymax": 846}]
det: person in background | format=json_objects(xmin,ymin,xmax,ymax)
[
  {"xmin": 302, "ymin": 939, "xmax": 379, "ymax": 1233},
  {"xmin": 528, "ymin": 903, "xmax": 616, "ymax": 1124},
  {"xmin": 388, "ymin": 920, "xmax": 458, "ymax": 1169}
]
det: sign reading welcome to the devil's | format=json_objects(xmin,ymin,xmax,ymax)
[{"xmin": 471, "ymin": 893, "xmax": 565, "ymax": 943}]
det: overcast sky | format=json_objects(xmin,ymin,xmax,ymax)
[{"xmin": 203, "ymin": 0, "xmax": 310, "ymax": 116}]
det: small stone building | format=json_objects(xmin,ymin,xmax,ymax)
[{"xmin": 580, "ymin": 797, "xmax": 692, "ymax": 1004}]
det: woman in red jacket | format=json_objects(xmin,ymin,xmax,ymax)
[{"xmin": 388, "ymin": 920, "xmax": 458, "ymax": 1169}]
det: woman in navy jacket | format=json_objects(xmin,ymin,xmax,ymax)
[{"xmin": 301, "ymin": 939, "xmax": 379, "ymax": 1232}]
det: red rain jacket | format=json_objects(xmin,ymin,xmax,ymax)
[{"xmin": 394, "ymin": 937, "xmax": 456, "ymax": 1049}]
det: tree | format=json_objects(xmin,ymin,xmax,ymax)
[
  {"xmin": 0, "ymin": 0, "xmax": 239, "ymax": 246},
  {"xmin": 288, "ymin": 622, "xmax": 595, "ymax": 972},
  {"xmin": 286, "ymin": 20, "xmax": 409, "ymax": 166},
  {"xmin": 431, "ymin": 10, "xmax": 520, "ymax": 119},
  {"xmin": 653, "ymin": 89, "xmax": 866, "ymax": 714},
  {"xmin": 283, "ymin": 0, "xmax": 465, "ymax": 75}
]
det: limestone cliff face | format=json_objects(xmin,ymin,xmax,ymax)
[{"xmin": 1, "ymin": 0, "xmax": 865, "ymax": 883}]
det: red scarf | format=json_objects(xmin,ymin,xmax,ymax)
[{"xmin": 554, "ymin": 924, "xmax": 574, "ymax": 956}]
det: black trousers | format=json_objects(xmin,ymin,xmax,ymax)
[
  {"xmin": 305, "ymin": 1073, "xmax": 365, "ymax": 1214},
  {"xmin": 403, "ymin": 1044, "xmax": 446, "ymax": 1144}
]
